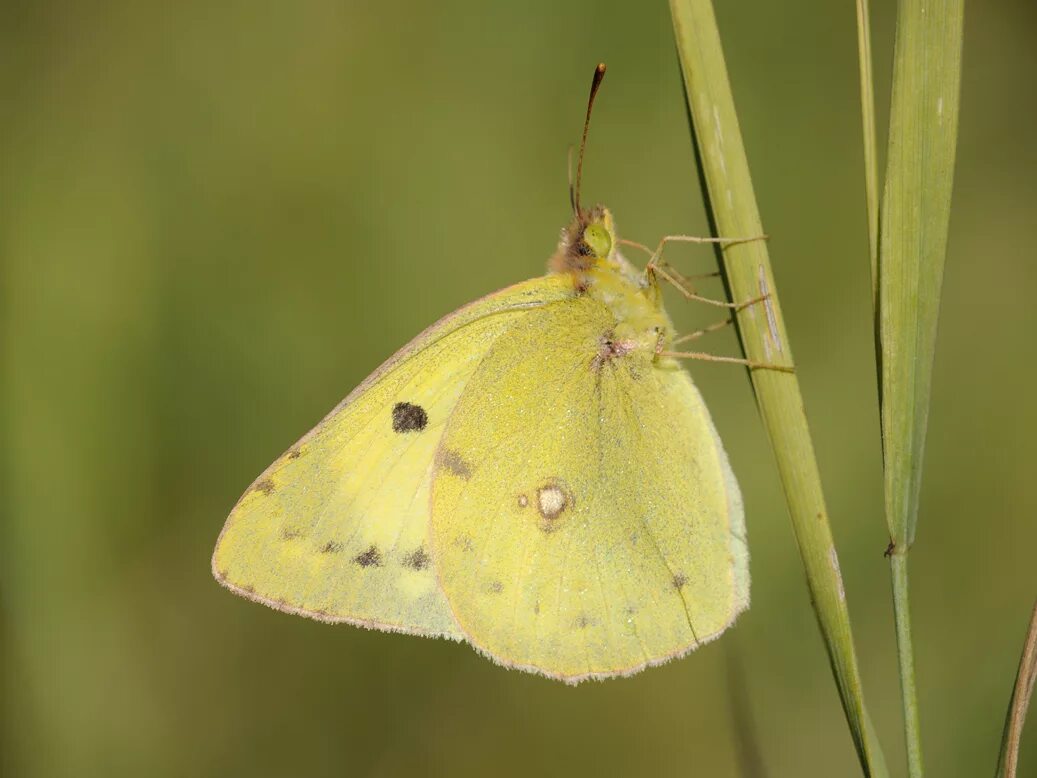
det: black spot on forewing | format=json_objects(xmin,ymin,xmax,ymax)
[
  {"xmin": 254, "ymin": 478, "xmax": 275, "ymax": 495},
  {"xmin": 392, "ymin": 402, "xmax": 428, "ymax": 433},
  {"xmin": 321, "ymin": 541, "xmax": 343, "ymax": 554},
  {"xmin": 281, "ymin": 527, "xmax": 303, "ymax": 541},
  {"xmin": 672, "ymin": 572, "xmax": 688, "ymax": 590},
  {"xmin": 485, "ymin": 580, "xmax": 504, "ymax": 594},
  {"xmin": 287, "ymin": 449, "xmax": 301, "ymax": 460},
  {"xmin": 354, "ymin": 545, "xmax": 382, "ymax": 567},
  {"xmin": 403, "ymin": 547, "xmax": 430, "ymax": 571}
]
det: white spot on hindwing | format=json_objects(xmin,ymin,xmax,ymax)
[
  {"xmin": 534, "ymin": 478, "xmax": 574, "ymax": 533},
  {"xmin": 538, "ymin": 486, "xmax": 566, "ymax": 519}
]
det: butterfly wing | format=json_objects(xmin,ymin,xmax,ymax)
[
  {"xmin": 212, "ymin": 275, "xmax": 574, "ymax": 638},
  {"xmin": 430, "ymin": 294, "xmax": 748, "ymax": 679}
]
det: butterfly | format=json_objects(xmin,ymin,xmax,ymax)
[{"xmin": 212, "ymin": 64, "xmax": 753, "ymax": 684}]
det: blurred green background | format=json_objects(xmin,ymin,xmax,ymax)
[{"xmin": 3, "ymin": 1, "xmax": 1035, "ymax": 776}]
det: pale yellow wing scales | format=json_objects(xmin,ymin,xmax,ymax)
[
  {"xmin": 430, "ymin": 295, "xmax": 747, "ymax": 681},
  {"xmin": 212, "ymin": 275, "xmax": 575, "ymax": 637}
]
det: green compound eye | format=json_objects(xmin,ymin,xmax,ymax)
[{"xmin": 582, "ymin": 223, "xmax": 612, "ymax": 258}]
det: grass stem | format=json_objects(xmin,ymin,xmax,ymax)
[
  {"xmin": 996, "ymin": 600, "xmax": 1037, "ymax": 778},
  {"xmin": 890, "ymin": 553, "xmax": 923, "ymax": 776},
  {"xmin": 669, "ymin": 1, "xmax": 888, "ymax": 773}
]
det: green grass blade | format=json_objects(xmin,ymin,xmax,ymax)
[
  {"xmin": 880, "ymin": 0, "xmax": 963, "ymax": 551},
  {"xmin": 996, "ymin": 600, "xmax": 1037, "ymax": 778},
  {"xmin": 878, "ymin": 1, "xmax": 963, "ymax": 775},
  {"xmin": 669, "ymin": 1, "xmax": 888, "ymax": 774},
  {"xmin": 855, "ymin": 0, "xmax": 881, "ymax": 309}
]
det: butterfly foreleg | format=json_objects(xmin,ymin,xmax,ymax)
[{"xmin": 646, "ymin": 233, "xmax": 767, "ymax": 279}]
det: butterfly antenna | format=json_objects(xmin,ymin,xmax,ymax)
[
  {"xmin": 567, "ymin": 145, "xmax": 576, "ymax": 214},
  {"xmin": 573, "ymin": 62, "xmax": 606, "ymax": 219}
]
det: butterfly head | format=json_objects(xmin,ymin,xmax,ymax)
[
  {"xmin": 550, "ymin": 65, "xmax": 620, "ymax": 275},
  {"xmin": 548, "ymin": 63, "xmax": 666, "ymax": 334},
  {"xmin": 550, "ymin": 205, "xmax": 617, "ymax": 274}
]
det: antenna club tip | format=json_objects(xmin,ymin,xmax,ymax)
[
  {"xmin": 588, "ymin": 63, "xmax": 606, "ymax": 97},
  {"xmin": 574, "ymin": 62, "xmax": 607, "ymax": 218}
]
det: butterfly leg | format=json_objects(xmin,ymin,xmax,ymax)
[
  {"xmin": 628, "ymin": 235, "xmax": 789, "ymax": 372},
  {"xmin": 672, "ymin": 317, "xmax": 735, "ymax": 345},
  {"xmin": 652, "ymin": 322, "xmax": 793, "ymax": 373},
  {"xmin": 648, "ymin": 233, "xmax": 768, "ymax": 264},
  {"xmin": 657, "ymin": 267, "xmax": 723, "ymax": 298},
  {"xmin": 622, "ymin": 234, "xmax": 769, "ymax": 309},
  {"xmin": 648, "ymin": 263, "xmax": 769, "ymax": 311},
  {"xmin": 657, "ymin": 347, "xmax": 794, "ymax": 373},
  {"xmin": 620, "ymin": 233, "xmax": 768, "ymax": 265},
  {"xmin": 639, "ymin": 233, "xmax": 768, "ymax": 284}
]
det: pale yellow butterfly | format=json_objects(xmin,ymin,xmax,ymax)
[{"xmin": 212, "ymin": 64, "xmax": 750, "ymax": 684}]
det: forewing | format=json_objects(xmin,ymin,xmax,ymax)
[
  {"xmin": 430, "ymin": 296, "xmax": 747, "ymax": 679},
  {"xmin": 212, "ymin": 275, "xmax": 574, "ymax": 638}
]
